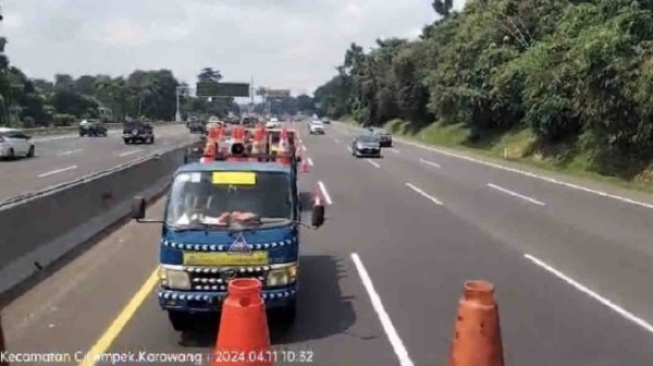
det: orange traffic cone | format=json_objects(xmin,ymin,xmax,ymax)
[
  {"xmin": 211, "ymin": 278, "xmax": 272, "ymax": 366},
  {"xmin": 448, "ymin": 280, "xmax": 504, "ymax": 366}
]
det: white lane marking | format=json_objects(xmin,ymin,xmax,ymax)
[
  {"xmin": 419, "ymin": 158, "xmax": 440, "ymax": 168},
  {"xmin": 118, "ymin": 149, "xmax": 142, "ymax": 157},
  {"xmin": 524, "ymin": 253, "xmax": 653, "ymax": 334},
  {"xmin": 38, "ymin": 165, "xmax": 77, "ymax": 178},
  {"xmin": 334, "ymin": 138, "xmax": 341, "ymax": 143},
  {"xmin": 395, "ymin": 138, "xmax": 653, "ymax": 210},
  {"xmin": 366, "ymin": 159, "xmax": 380, "ymax": 168},
  {"xmin": 60, "ymin": 149, "xmax": 83, "ymax": 156},
  {"xmin": 389, "ymin": 148, "xmax": 400, "ymax": 154},
  {"xmin": 351, "ymin": 253, "xmax": 415, "ymax": 366},
  {"xmin": 347, "ymin": 146, "xmax": 352, "ymax": 152},
  {"xmin": 317, "ymin": 181, "xmax": 333, "ymax": 205},
  {"xmin": 307, "ymin": 157, "xmax": 314, "ymax": 166},
  {"xmin": 405, "ymin": 182, "xmax": 443, "ymax": 205},
  {"xmin": 302, "ymin": 145, "xmax": 307, "ymax": 152},
  {"xmin": 488, "ymin": 183, "xmax": 545, "ymax": 206}
]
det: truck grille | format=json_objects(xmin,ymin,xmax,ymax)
[{"xmin": 184, "ymin": 266, "xmax": 268, "ymax": 291}]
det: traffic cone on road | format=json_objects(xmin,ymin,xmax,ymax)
[
  {"xmin": 448, "ymin": 280, "xmax": 504, "ymax": 366},
  {"xmin": 211, "ymin": 278, "xmax": 272, "ymax": 366}
]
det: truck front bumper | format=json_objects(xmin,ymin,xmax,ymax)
[{"xmin": 157, "ymin": 285, "xmax": 297, "ymax": 313}]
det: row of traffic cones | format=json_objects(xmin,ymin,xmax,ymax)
[{"xmin": 210, "ymin": 277, "xmax": 505, "ymax": 365}]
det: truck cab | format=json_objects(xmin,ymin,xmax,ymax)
[{"xmin": 131, "ymin": 128, "xmax": 324, "ymax": 331}]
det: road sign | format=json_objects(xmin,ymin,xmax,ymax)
[
  {"xmin": 196, "ymin": 82, "xmax": 250, "ymax": 98},
  {"xmin": 256, "ymin": 88, "xmax": 291, "ymax": 98}
]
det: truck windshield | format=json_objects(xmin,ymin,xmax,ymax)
[{"xmin": 165, "ymin": 170, "xmax": 293, "ymax": 230}]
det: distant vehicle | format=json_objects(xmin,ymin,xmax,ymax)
[
  {"xmin": 367, "ymin": 127, "xmax": 393, "ymax": 147},
  {"xmin": 266, "ymin": 120, "xmax": 280, "ymax": 129},
  {"xmin": 0, "ymin": 127, "xmax": 35, "ymax": 159},
  {"xmin": 351, "ymin": 133, "xmax": 381, "ymax": 158},
  {"xmin": 321, "ymin": 117, "xmax": 331, "ymax": 124},
  {"xmin": 123, "ymin": 120, "xmax": 155, "ymax": 144},
  {"xmin": 187, "ymin": 120, "xmax": 206, "ymax": 134},
  {"xmin": 308, "ymin": 120, "xmax": 325, "ymax": 135},
  {"xmin": 79, "ymin": 120, "xmax": 108, "ymax": 137}
]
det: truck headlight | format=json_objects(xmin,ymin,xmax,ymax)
[
  {"xmin": 159, "ymin": 267, "xmax": 191, "ymax": 290},
  {"xmin": 266, "ymin": 264, "xmax": 298, "ymax": 286}
]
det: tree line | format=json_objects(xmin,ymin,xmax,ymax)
[
  {"xmin": 313, "ymin": 0, "xmax": 653, "ymax": 178},
  {"xmin": 0, "ymin": 39, "xmax": 244, "ymax": 128}
]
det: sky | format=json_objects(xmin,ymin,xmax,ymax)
[{"xmin": 0, "ymin": 0, "xmax": 467, "ymax": 96}]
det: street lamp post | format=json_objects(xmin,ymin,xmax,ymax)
[{"xmin": 175, "ymin": 86, "xmax": 193, "ymax": 123}]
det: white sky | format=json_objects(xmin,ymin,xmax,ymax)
[{"xmin": 0, "ymin": 0, "xmax": 467, "ymax": 96}]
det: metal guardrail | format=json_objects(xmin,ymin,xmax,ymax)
[{"xmin": 20, "ymin": 121, "xmax": 179, "ymax": 136}]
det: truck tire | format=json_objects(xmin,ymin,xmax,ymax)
[
  {"xmin": 278, "ymin": 299, "xmax": 297, "ymax": 327},
  {"xmin": 168, "ymin": 311, "xmax": 193, "ymax": 332}
]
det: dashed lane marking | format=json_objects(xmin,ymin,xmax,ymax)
[
  {"xmin": 488, "ymin": 183, "xmax": 545, "ymax": 206},
  {"xmin": 405, "ymin": 182, "xmax": 443, "ymax": 206},
  {"xmin": 317, "ymin": 181, "xmax": 333, "ymax": 205},
  {"xmin": 37, "ymin": 165, "xmax": 77, "ymax": 178}
]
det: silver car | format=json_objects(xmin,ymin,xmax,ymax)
[{"xmin": 351, "ymin": 134, "xmax": 381, "ymax": 158}]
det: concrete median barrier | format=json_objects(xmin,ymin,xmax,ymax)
[{"xmin": 0, "ymin": 141, "xmax": 193, "ymax": 301}]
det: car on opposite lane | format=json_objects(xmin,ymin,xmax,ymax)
[
  {"xmin": 351, "ymin": 133, "xmax": 382, "ymax": 158},
  {"xmin": 79, "ymin": 120, "xmax": 108, "ymax": 137},
  {"xmin": 308, "ymin": 120, "xmax": 325, "ymax": 134},
  {"xmin": 367, "ymin": 127, "xmax": 393, "ymax": 147},
  {"xmin": 123, "ymin": 120, "xmax": 155, "ymax": 144},
  {"xmin": 0, "ymin": 127, "xmax": 35, "ymax": 160}
]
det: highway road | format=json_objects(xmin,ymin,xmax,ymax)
[
  {"xmin": 3, "ymin": 121, "xmax": 653, "ymax": 365},
  {"xmin": 0, "ymin": 124, "xmax": 197, "ymax": 202}
]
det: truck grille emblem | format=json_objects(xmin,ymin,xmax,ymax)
[{"xmin": 228, "ymin": 233, "xmax": 251, "ymax": 254}]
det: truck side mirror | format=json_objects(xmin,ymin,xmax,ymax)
[
  {"xmin": 132, "ymin": 196, "xmax": 146, "ymax": 220},
  {"xmin": 311, "ymin": 204, "xmax": 325, "ymax": 228}
]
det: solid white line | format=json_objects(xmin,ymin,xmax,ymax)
[
  {"xmin": 396, "ymin": 138, "xmax": 653, "ymax": 210},
  {"xmin": 488, "ymin": 183, "xmax": 545, "ymax": 206},
  {"xmin": 419, "ymin": 158, "xmax": 440, "ymax": 168},
  {"xmin": 366, "ymin": 159, "xmax": 380, "ymax": 168},
  {"xmin": 405, "ymin": 182, "xmax": 443, "ymax": 205},
  {"xmin": 317, "ymin": 181, "xmax": 333, "ymax": 205},
  {"xmin": 350, "ymin": 253, "xmax": 415, "ymax": 366},
  {"xmin": 118, "ymin": 149, "xmax": 142, "ymax": 157},
  {"xmin": 38, "ymin": 165, "xmax": 77, "ymax": 178},
  {"xmin": 302, "ymin": 145, "xmax": 307, "ymax": 152},
  {"xmin": 60, "ymin": 149, "xmax": 83, "ymax": 156},
  {"xmin": 307, "ymin": 157, "xmax": 314, "ymax": 166},
  {"xmin": 524, "ymin": 253, "xmax": 653, "ymax": 334}
]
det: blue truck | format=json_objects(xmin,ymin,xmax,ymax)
[{"xmin": 131, "ymin": 149, "xmax": 325, "ymax": 331}]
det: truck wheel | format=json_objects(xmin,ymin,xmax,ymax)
[
  {"xmin": 168, "ymin": 311, "xmax": 193, "ymax": 332},
  {"xmin": 278, "ymin": 300, "xmax": 297, "ymax": 327}
]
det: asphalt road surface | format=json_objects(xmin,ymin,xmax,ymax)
[
  {"xmin": 3, "ymin": 121, "xmax": 653, "ymax": 365},
  {"xmin": 0, "ymin": 124, "xmax": 197, "ymax": 201}
]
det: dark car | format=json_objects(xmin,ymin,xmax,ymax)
[
  {"xmin": 123, "ymin": 121, "xmax": 154, "ymax": 144},
  {"xmin": 368, "ymin": 127, "xmax": 392, "ymax": 147},
  {"xmin": 351, "ymin": 133, "xmax": 382, "ymax": 158},
  {"xmin": 79, "ymin": 121, "xmax": 107, "ymax": 137},
  {"xmin": 187, "ymin": 120, "xmax": 206, "ymax": 134}
]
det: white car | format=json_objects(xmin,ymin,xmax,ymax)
[
  {"xmin": 265, "ymin": 120, "xmax": 280, "ymax": 129},
  {"xmin": 308, "ymin": 121, "xmax": 325, "ymax": 134},
  {"xmin": 0, "ymin": 127, "xmax": 35, "ymax": 159}
]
